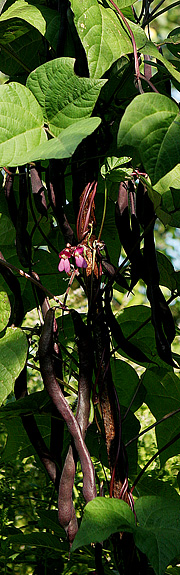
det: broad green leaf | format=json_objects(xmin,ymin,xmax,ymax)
[
  {"xmin": 71, "ymin": 498, "xmax": 135, "ymax": 552},
  {"xmin": 0, "ymin": 291, "xmax": 11, "ymax": 331},
  {"xmin": 135, "ymin": 496, "xmax": 180, "ymax": 575},
  {"xmin": 95, "ymin": 195, "xmax": 121, "ymax": 266},
  {"xmin": 141, "ymin": 41, "xmax": 180, "ymax": 86},
  {"xmin": 134, "ymin": 473, "xmax": 180, "ymax": 501},
  {"xmin": 0, "ymin": 82, "xmax": 46, "ymax": 167},
  {"xmin": 27, "ymin": 58, "xmax": 105, "ymax": 136},
  {"xmin": 165, "ymin": 28, "xmax": 180, "ymax": 58},
  {"xmin": 0, "ymin": 0, "xmax": 47, "ymax": 36},
  {"xmin": 0, "ymin": 213, "xmax": 16, "ymax": 245},
  {"xmin": 156, "ymin": 251, "xmax": 176, "ymax": 291},
  {"xmin": 153, "ymin": 165, "xmax": 180, "ymax": 226},
  {"xmin": 101, "ymin": 155, "xmax": 132, "ymax": 181},
  {"xmin": 0, "ymin": 327, "xmax": 28, "ymax": 405},
  {"xmin": 122, "ymin": 407, "xmax": 140, "ymax": 474},
  {"xmin": 0, "ymin": 389, "xmax": 50, "ymax": 420},
  {"xmin": 37, "ymin": 510, "xmax": 65, "ymax": 538},
  {"xmin": 155, "ymin": 164, "xmax": 180, "ymax": 195},
  {"xmin": 166, "ymin": 568, "xmax": 180, "ymax": 574},
  {"xmin": 71, "ymin": 0, "xmax": 146, "ymax": 78},
  {"xmin": 117, "ymin": 93, "xmax": 180, "ymax": 185},
  {"xmin": 0, "ymin": 19, "xmax": 31, "ymax": 45},
  {"xmin": 142, "ymin": 368, "xmax": 180, "ymax": 465},
  {"xmin": 0, "ymin": 71, "xmax": 9, "ymax": 84},
  {"xmin": 1, "ymin": 412, "xmax": 51, "ymax": 462},
  {"xmin": 0, "ymin": 24, "xmax": 46, "ymax": 81},
  {"xmin": 116, "ymin": 304, "xmax": 172, "ymax": 367},
  {"xmin": 111, "ymin": 358, "xmax": 145, "ymax": 412},
  {"xmin": 117, "ymin": 0, "xmax": 135, "ymax": 6},
  {"xmin": 29, "ymin": 117, "xmax": 101, "ymax": 161},
  {"xmin": 0, "ymin": 1, "xmax": 61, "ymax": 51},
  {"xmin": 8, "ymin": 531, "xmax": 63, "ymax": 551}
]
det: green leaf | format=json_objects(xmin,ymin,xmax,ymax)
[
  {"xmin": 71, "ymin": 498, "xmax": 135, "ymax": 552},
  {"xmin": 0, "ymin": 23, "xmax": 46, "ymax": 81},
  {"xmin": 156, "ymin": 251, "xmax": 176, "ymax": 291},
  {"xmin": 0, "ymin": 82, "xmax": 46, "ymax": 167},
  {"xmin": 142, "ymin": 368, "xmax": 180, "ymax": 465},
  {"xmin": 101, "ymin": 156, "xmax": 132, "ymax": 181},
  {"xmin": 29, "ymin": 117, "xmax": 101, "ymax": 161},
  {"xmin": 117, "ymin": 93, "xmax": 180, "ymax": 185},
  {"xmin": 122, "ymin": 408, "xmax": 140, "ymax": 474},
  {"xmin": 27, "ymin": 58, "xmax": 105, "ymax": 136},
  {"xmin": 0, "ymin": 213, "xmax": 16, "ymax": 245},
  {"xmin": 71, "ymin": 0, "xmax": 146, "ymax": 78},
  {"xmin": 117, "ymin": 0, "xmax": 135, "ymax": 6},
  {"xmin": 153, "ymin": 164, "xmax": 180, "ymax": 226},
  {"xmin": 37, "ymin": 510, "xmax": 65, "ymax": 538},
  {"xmin": 0, "ymin": 291, "xmax": 11, "ymax": 331},
  {"xmin": 134, "ymin": 473, "xmax": 180, "ymax": 501},
  {"xmin": 164, "ymin": 28, "xmax": 180, "ymax": 58},
  {"xmin": 1, "ymin": 411, "xmax": 51, "ymax": 463},
  {"xmin": 0, "ymin": 327, "xmax": 28, "ymax": 405},
  {"xmin": 135, "ymin": 496, "xmax": 180, "ymax": 575},
  {"xmin": 0, "ymin": 0, "xmax": 47, "ymax": 36},
  {"xmin": 141, "ymin": 40, "xmax": 180, "ymax": 86},
  {"xmin": 155, "ymin": 164, "xmax": 180, "ymax": 195},
  {"xmin": 111, "ymin": 358, "xmax": 145, "ymax": 412},
  {"xmin": 8, "ymin": 531, "xmax": 63, "ymax": 551}
]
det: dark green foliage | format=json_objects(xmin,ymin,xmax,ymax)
[{"xmin": 0, "ymin": 1, "xmax": 180, "ymax": 574}]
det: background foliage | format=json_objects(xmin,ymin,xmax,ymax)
[{"xmin": 0, "ymin": 0, "xmax": 180, "ymax": 574}]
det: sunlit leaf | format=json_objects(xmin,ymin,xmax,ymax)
[
  {"xmin": 0, "ymin": 0, "xmax": 47, "ymax": 36},
  {"xmin": 27, "ymin": 58, "xmax": 105, "ymax": 136},
  {"xmin": 29, "ymin": 117, "xmax": 101, "ymax": 161},
  {"xmin": 71, "ymin": 498, "xmax": 135, "ymax": 551},
  {"xmin": 142, "ymin": 368, "xmax": 180, "ymax": 465},
  {"xmin": 0, "ymin": 291, "xmax": 11, "ymax": 331},
  {"xmin": 0, "ymin": 327, "xmax": 28, "ymax": 405},
  {"xmin": 0, "ymin": 82, "xmax": 46, "ymax": 167},
  {"xmin": 71, "ymin": 0, "xmax": 146, "ymax": 78},
  {"xmin": 118, "ymin": 93, "xmax": 180, "ymax": 185}
]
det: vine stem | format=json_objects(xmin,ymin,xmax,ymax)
[
  {"xmin": 108, "ymin": 0, "xmax": 143, "ymax": 93},
  {"xmin": 0, "ymin": 257, "xmax": 65, "ymax": 309},
  {"xmin": 143, "ymin": 0, "xmax": 180, "ymax": 26},
  {"xmin": 26, "ymin": 362, "xmax": 78, "ymax": 395},
  {"xmin": 126, "ymin": 407, "xmax": 180, "ymax": 447},
  {"xmin": 131, "ymin": 430, "xmax": 180, "ymax": 491},
  {"xmin": 97, "ymin": 181, "xmax": 107, "ymax": 243}
]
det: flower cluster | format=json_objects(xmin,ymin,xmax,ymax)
[{"xmin": 58, "ymin": 244, "xmax": 87, "ymax": 274}]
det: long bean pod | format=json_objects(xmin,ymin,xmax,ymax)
[
  {"xmin": 31, "ymin": 271, "xmax": 64, "ymax": 486},
  {"xmin": 39, "ymin": 309, "xmax": 96, "ymax": 505},
  {"xmin": 14, "ymin": 365, "xmax": 57, "ymax": 484},
  {"xmin": 58, "ymin": 310, "xmax": 93, "ymax": 538},
  {"xmin": 30, "ymin": 163, "xmax": 48, "ymax": 218},
  {"xmin": 137, "ymin": 184, "xmax": 176, "ymax": 366},
  {"xmin": 4, "ymin": 167, "xmax": 17, "ymax": 228}
]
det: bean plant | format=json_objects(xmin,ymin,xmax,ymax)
[{"xmin": 0, "ymin": 0, "xmax": 180, "ymax": 573}]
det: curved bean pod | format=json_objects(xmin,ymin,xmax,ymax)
[
  {"xmin": 58, "ymin": 310, "xmax": 93, "ymax": 537},
  {"xmin": 39, "ymin": 309, "xmax": 96, "ymax": 505},
  {"xmin": 30, "ymin": 163, "xmax": 47, "ymax": 218}
]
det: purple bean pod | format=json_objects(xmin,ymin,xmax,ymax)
[
  {"xmin": 58, "ymin": 310, "xmax": 93, "ymax": 539},
  {"xmin": 39, "ymin": 309, "xmax": 96, "ymax": 506}
]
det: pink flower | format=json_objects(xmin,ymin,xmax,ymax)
[
  {"xmin": 58, "ymin": 248, "xmax": 71, "ymax": 273},
  {"xmin": 74, "ymin": 246, "xmax": 87, "ymax": 269}
]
